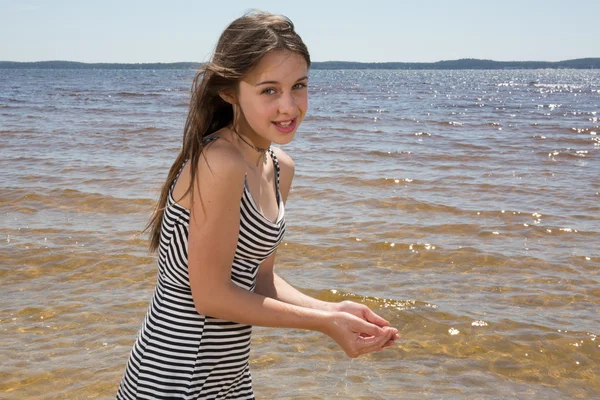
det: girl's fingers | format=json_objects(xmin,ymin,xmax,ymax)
[
  {"xmin": 364, "ymin": 307, "xmax": 390, "ymax": 327},
  {"xmin": 356, "ymin": 333, "xmax": 385, "ymax": 347},
  {"xmin": 352, "ymin": 318, "xmax": 386, "ymax": 338},
  {"xmin": 340, "ymin": 313, "xmax": 398, "ymax": 357},
  {"xmin": 356, "ymin": 328, "xmax": 397, "ymax": 354}
]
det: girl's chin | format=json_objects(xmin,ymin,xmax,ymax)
[{"xmin": 271, "ymin": 132, "xmax": 297, "ymax": 146}]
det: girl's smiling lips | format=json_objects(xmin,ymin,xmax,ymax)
[{"xmin": 272, "ymin": 118, "xmax": 297, "ymax": 133}]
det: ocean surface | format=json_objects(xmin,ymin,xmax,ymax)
[{"xmin": 1, "ymin": 68, "xmax": 599, "ymax": 399}]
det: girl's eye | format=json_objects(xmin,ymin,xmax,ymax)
[
  {"xmin": 293, "ymin": 82, "xmax": 307, "ymax": 90},
  {"xmin": 262, "ymin": 88, "xmax": 277, "ymax": 95}
]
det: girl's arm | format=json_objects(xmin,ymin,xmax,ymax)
[
  {"xmin": 186, "ymin": 141, "xmax": 397, "ymax": 357},
  {"xmin": 255, "ymin": 254, "xmax": 395, "ymax": 336},
  {"xmin": 255, "ymin": 262, "xmax": 336, "ymax": 311}
]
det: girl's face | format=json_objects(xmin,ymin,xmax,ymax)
[{"xmin": 235, "ymin": 50, "xmax": 309, "ymax": 146}]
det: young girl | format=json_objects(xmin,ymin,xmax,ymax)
[{"xmin": 116, "ymin": 11, "xmax": 398, "ymax": 399}]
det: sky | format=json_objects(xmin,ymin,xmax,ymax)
[{"xmin": 0, "ymin": 0, "xmax": 598, "ymax": 63}]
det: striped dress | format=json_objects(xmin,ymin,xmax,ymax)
[{"xmin": 117, "ymin": 141, "xmax": 286, "ymax": 399}]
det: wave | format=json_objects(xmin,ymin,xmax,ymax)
[
  {"xmin": 360, "ymin": 196, "xmax": 468, "ymax": 216},
  {"xmin": 541, "ymin": 149, "xmax": 593, "ymax": 159},
  {"xmin": 424, "ymin": 120, "xmax": 467, "ymax": 127},
  {"xmin": 0, "ymin": 128, "xmax": 39, "ymax": 134},
  {"xmin": 1, "ymin": 187, "xmax": 155, "ymax": 214},
  {"xmin": 114, "ymin": 91, "xmax": 162, "ymax": 98},
  {"xmin": 117, "ymin": 126, "xmax": 163, "ymax": 134},
  {"xmin": 365, "ymin": 150, "xmax": 414, "ymax": 157},
  {"xmin": 305, "ymin": 175, "xmax": 421, "ymax": 189}
]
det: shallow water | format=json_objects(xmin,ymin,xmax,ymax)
[{"xmin": 1, "ymin": 68, "xmax": 599, "ymax": 399}]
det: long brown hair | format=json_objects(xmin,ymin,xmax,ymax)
[{"xmin": 146, "ymin": 11, "xmax": 311, "ymax": 252}]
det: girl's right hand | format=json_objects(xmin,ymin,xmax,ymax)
[{"xmin": 323, "ymin": 311, "xmax": 398, "ymax": 358}]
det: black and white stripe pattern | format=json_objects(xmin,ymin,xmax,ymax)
[{"xmin": 117, "ymin": 141, "xmax": 285, "ymax": 399}]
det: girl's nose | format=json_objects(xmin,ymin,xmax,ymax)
[{"xmin": 279, "ymin": 92, "xmax": 295, "ymax": 114}]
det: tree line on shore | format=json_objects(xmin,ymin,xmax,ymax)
[{"xmin": 1, "ymin": 58, "xmax": 599, "ymax": 70}]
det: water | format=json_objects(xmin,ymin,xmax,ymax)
[{"xmin": 1, "ymin": 68, "xmax": 599, "ymax": 399}]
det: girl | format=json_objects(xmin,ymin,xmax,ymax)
[{"xmin": 117, "ymin": 11, "xmax": 398, "ymax": 400}]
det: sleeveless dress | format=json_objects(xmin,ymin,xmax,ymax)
[{"xmin": 117, "ymin": 138, "xmax": 286, "ymax": 399}]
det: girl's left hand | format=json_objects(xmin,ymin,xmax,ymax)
[
  {"xmin": 333, "ymin": 300, "xmax": 389, "ymax": 328},
  {"xmin": 333, "ymin": 300, "xmax": 399, "ymax": 348}
]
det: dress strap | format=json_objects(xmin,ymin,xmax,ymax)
[
  {"xmin": 202, "ymin": 135, "xmax": 220, "ymax": 144},
  {"xmin": 267, "ymin": 148, "xmax": 281, "ymax": 204}
]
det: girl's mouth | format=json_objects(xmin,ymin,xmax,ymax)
[{"xmin": 272, "ymin": 118, "xmax": 297, "ymax": 133}]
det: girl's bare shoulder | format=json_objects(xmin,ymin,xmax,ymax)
[
  {"xmin": 272, "ymin": 146, "xmax": 295, "ymax": 176},
  {"xmin": 199, "ymin": 135, "xmax": 245, "ymax": 178}
]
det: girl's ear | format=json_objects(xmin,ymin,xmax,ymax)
[{"xmin": 219, "ymin": 89, "xmax": 237, "ymax": 105}]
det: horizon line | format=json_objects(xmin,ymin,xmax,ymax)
[{"xmin": 2, "ymin": 57, "xmax": 600, "ymax": 64}]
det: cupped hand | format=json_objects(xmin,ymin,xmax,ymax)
[
  {"xmin": 324, "ymin": 311, "xmax": 398, "ymax": 358},
  {"xmin": 333, "ymin": 300, "xmax": 399, "ymax": 348},
  {"xmin": 333, "ymin": 300, "xmax": 389, "ymax": 327}
]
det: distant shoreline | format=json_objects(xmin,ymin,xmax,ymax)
[{"xmin": 1, "ymin": 58, "xmax": 599, "ymax": 70}]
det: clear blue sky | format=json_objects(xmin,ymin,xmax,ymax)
[{"xmin": 1, "ymin": 0, "xmax": 598, "ymax": 63}]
